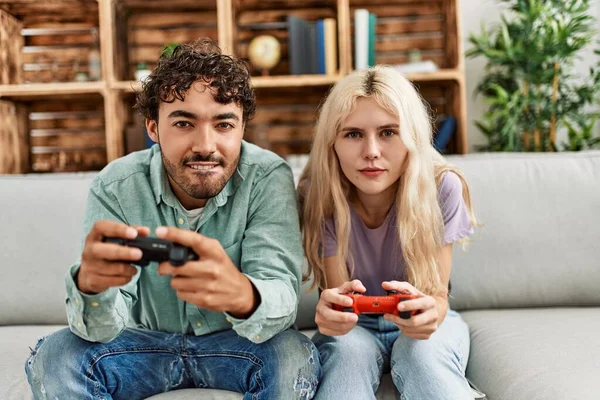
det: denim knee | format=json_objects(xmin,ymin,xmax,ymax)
[
  {"xmin": 265, "ymin": 329, "xmax": 321, "ymax": 400},
  {"xmin": 390, "ymin": 314, "xmax": 471, "ymax": 400},
  {"xmin": 25, "ymin": 328, "xmax": 90, "ymax": 399},
  {"xmin": 312, "ymin": 327, "xmax": 383, "ymax": 399}
]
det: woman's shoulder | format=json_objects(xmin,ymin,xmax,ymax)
[{"xmin": 438, "ymin": 170, "xmax": 463, "ymax": 197}]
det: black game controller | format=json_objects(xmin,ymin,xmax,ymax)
[{"xmin": 103, "ymin": 236, "xmax": 199, "ymax": 267}]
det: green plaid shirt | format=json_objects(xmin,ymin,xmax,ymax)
[{"xmin": 65, "ymin": 141, "xmax": 303, "ymax": 344}]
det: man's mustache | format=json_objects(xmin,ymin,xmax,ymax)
[{"xmin": 183, "ymin": 154, "xmax": 224, "ymax": 164}]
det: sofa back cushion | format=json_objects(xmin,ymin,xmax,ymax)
[
  {"xmin": 447, "ymin": 151, "xmax": 600, "ymax": 311},
  {"xmin": 0, "ymin": 173, "xmax": 96, "ymax": 325}
]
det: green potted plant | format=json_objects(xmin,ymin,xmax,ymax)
[
  {"xmin": 161, "ymin": 42, "xmax": 179, "ymax": 58},
  {"xmin": 467, "ymin": 0, "xmax": 600, "ymax": 151}
]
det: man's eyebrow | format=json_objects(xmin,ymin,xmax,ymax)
[
  {"xmin": 167, "ymin": 110, "xmax": 197, "ymax": 119},
  {"xmin": 213, "ymin": 112, "xmax": 240, "ymax": 121}
]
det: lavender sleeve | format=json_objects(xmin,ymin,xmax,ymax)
[
  {"xmin": 323, "ymin": 218, "xmax": 338, "ymax": 258},
  {"xmin": 438, "ymin": 172, "xmax": 474, "ymax": 244}
]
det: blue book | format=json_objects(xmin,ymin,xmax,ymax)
[
  {"xmin": 316, "ymin": 19, "xmax": 326, "ymax": 74},
  {"xmin": 288, "ymin": 15, "xmax": 305, "ymax": 75},
  {"xmin": 433, "ymin": 116, "xmax": 456, "ymax": 153}
]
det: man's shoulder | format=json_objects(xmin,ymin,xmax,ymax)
[
  {"xmin": 95, "ymin": 146, "xmax": 157, "ymax": 187},
  {"xmin": 238, "ymin": 141, "xmax": 289, "ymax": 177}
]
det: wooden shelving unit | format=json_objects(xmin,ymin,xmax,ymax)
[{"xmin": 0, "ymin": 0, "xmax": 468, "ymax": 174}]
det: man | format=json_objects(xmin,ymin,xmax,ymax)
[{"xmin": 25, "ymin": 38, "xmax": 320, "ymax": 400}]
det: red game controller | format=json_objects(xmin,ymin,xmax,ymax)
[{"xmin": 333, "ymin": 290, "xmax": 420, "ymax": 319}]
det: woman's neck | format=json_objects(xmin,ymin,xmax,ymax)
[{"xmin": 351, "ymin": 184, "xmax": 398, "ymax": 229}]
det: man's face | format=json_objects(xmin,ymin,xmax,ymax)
[{"xmin": 146, "ymin": 82, "xmax": 244, "ymax": 209}]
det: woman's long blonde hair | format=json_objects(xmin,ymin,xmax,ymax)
[{"xmin": 299, "ymin": 66, "xmax": 477, "ymax": 296}]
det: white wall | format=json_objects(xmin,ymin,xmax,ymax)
[{"xmin": 460, "ymin": 0, "xmax": 600, "ymax": 152}]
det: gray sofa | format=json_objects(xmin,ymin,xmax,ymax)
[{"xmin": 1, "ymin": 151, "xmax": 599, "ymax": 400}]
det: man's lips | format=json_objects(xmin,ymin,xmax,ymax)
[{"xmin": 186, "ymin": 163, "xmax": 220, "ymax": 171}]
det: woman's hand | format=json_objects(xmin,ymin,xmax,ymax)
[
  {"xmin": 381, "ymin": 281, "xmax": 443, "ymax": 340},
  {"xmin": 315, "ymin": 280, "xmax": 366, "ymax": 336}
]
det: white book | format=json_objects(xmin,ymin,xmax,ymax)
[{"xmin": 354, "ymin": 9, "xmax": 369, "ymax": 70}]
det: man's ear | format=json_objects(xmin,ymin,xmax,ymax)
[{"xmin": 146, "ymin": 119, "xmax": 159, "ymax": 143}]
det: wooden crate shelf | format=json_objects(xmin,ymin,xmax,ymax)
[
  {"xmin": 348, "ymin": 0, "xmax": 461, "ymax": 70},
  {"xmin": 1, "ymin": 0, "xmax": 101, "ymax": 84},
  {"xmin": 112, "ymin": 0, "xmax": 220, "ymax": 81},
  {"xmin": 233, "ymin": 0, "xmax": 339, "ymax": 77},
  {"xmin": 246, "ymin": 85, "xmax": 330, "ymax": 156},
  {"xmin": 0, "ymin": 94, "xmax": 107, "ymax": 173},
  {"xmin": 0, "ymin": 0, "xmax": 468, "ymax": 174}
]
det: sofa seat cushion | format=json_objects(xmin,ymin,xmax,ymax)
[
  {"xmin": 462, "ymin": 308, "xmax": 600, "ymax": 400},
  {"xmin": 1, "ymin": 325, "xmax": 66, "ymax": 400}
]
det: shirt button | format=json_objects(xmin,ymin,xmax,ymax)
[
  {"xmin": 196, "ymin": 321, "xmax": 202, "ymax": 327},
  {"xmin": 90, "ymin": 301, "xmax": 100, "ymax": 307},
  {"xmin": 178, "ymin": 218, "xmax": 185, "ymax": 225},
  {"xmin": 255, "ymin": 335, "xmax": 260, "ymax": 341},
  {"xmin": 77, "ymin": 322, "xmax": 82, "ymax": 328},
  {"xmin": 226, "ymin": 317, "xmax": 232, "ymax": 323},
  {"xmin": 75, "ymin": 298, "xmax": 79, "ymax": 305}
]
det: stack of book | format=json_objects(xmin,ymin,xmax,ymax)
[{"xmin": 287, "ymin": 15, "xmax": 337, "ymax": 75}]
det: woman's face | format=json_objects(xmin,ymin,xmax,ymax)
[{"xmin": 334, "ymin": 97, "xmax": 408, "ymax": 199}]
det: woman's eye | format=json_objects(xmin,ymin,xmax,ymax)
[
  {"xmin": 174, "ymin": 121, "xmax": 191, "ymax": 128},
  {"xmin": 345, "ymin": 131, "xmax": 361, "ymax": 139},
  {"xmin": 381, "ymin": 130, "xmax": 396, "ymax": 137}
]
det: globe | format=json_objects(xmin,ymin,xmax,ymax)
[{"xmin": 248, "ymin": 35, "xmax": 281, "ymax": 74}]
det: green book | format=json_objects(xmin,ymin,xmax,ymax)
[{"xmin": 368, "ymin": 12, "xmax": 377, "ymax": 67}]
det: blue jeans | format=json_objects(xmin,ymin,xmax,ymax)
[
  {"xmin": 312, "ymin": 310, "xmax": 471, "ymax": 400},
  {"xmin": 25, "ymin": 327, "xmax": 320, "ymax": 400}
]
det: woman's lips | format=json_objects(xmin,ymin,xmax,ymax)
[{"xmin": 359, "ymin": 168, "xmax": 385, "ymax": 177}]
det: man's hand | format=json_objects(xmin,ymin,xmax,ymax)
[
  {"xmin": 155, "ymin": 226, "xmax": 259, "ymax": 319},
  {"xmin": 381, "ymin": 281, "xmax": 443, "ymax": 340},
  {"xmin": 315, "ymin": 280, "xmax": 366, "ymax": 336},
  {"xmin": 78, "ymin": 221, "xmax": 148, "ymax": 294}
]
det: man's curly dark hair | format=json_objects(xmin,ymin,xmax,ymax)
[{"xmin": 134, "ymin": 38, "xmax": 256, "ymax": 123}]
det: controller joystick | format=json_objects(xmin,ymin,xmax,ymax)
[
  {"xmin": 103, "ymin": 236, "xmax": 199, "ymax": 267},
  {"xmin": 333, "ymin": 292, "xmax": 419, "ymax": 319}
]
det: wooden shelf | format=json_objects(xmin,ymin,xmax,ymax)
[
  {"xmin": 0, "ymin": 82, "xmax": 105, "ymax": 99},
  {"xmin": 110, "ymin": 69, "xmax": 462, "ymax": 94},
  {"xmin": 251, "ymin": 74, "xmax": 342, "ymax": 88},
  {"xmin": 112, "ymin": 75, "xmax": 340, "ymax": 92},
  {"xmin": 111, "ymin": 80, "xmax": 141, "ymax": 92},
  {"xmin": 405, "ymin": 69, "xmax": 462, "ymax": 83}
]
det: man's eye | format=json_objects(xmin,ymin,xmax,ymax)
[
  {"xmin": 174, "ymin": 121, "xmax": 191, "ymax": 128},
  {"xmin": 217, "ymin": 122, "xmax": 233, "ymax": 130}
]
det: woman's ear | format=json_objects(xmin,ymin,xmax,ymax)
[{"xmin": 146, "ymin": 119, "xmax": 159, "ymax": 143}]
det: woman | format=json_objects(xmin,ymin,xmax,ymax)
[{"xmin": 298, "ymin": 65, "xmax": 477, "ymax": 399}]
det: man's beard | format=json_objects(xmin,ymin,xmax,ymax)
[{"xmin": 161, "ymin": 149, "xmax": 239, "ymax": 200}]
